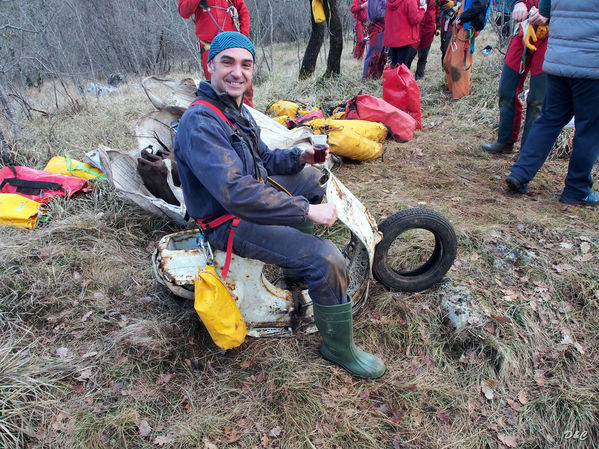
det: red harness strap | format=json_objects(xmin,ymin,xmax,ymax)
[
  {"xmin": 197, "ymin": 214, "xmax": 241, "ymax": 280},
  {"xmin": 190, "ymin": 99, "xmax": 240, "ymax": 279},
  {"xmin": 189, "ymin": 99, "xmax": 236, "ymax": 130}
]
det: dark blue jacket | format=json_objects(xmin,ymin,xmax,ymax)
[{"xmin": 174, "ymin": 82, "xmax": 309, "ymax": 224}]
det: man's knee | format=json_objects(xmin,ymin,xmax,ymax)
[
  {"xmin": 318, "ymin": 239, "xmax": 346, "ymax": 277},
  {"xmin": 299, "ymin": 166, "xmax": 325, "ymax": 204}
]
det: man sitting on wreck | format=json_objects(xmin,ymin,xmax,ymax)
[{"xmin": 174, "ymin": 32, "xmax": 385, "ymax": 379}]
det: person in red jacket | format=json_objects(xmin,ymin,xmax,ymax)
[
  {"xmin": 482, "ymin": 0, "xmax": 548, "ymax": 154},
  {"xmin": 178, "ymin": 0, "xmax": 253, "ymax": 106},
  {"xmin": 351, "ymin": 0, "xmax": 369, "ymax": 59},
  {"xmin": 383, "ymin": 0, "xmax": 427, "ymax": 67},
  {"xmin": 405, "ymin": 0, "xmax": 439, "ymax": 79}
]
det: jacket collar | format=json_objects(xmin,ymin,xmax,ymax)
[{"xmin": 197, "ymin": 81, "xmax": 245, "ymax": 112}]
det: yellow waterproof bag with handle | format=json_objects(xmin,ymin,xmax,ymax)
[
  {"xmin": 194, "ymin": 265, "xmax": 247, "ymax": 350},
  {"xmin": 312, "ymin": 0, "xmax": 326, "ymax": 23},
  {"xmin": 0, "ymin": 193, "xmax": 44, "ymax": 229},
  {"xmin": 44, "ymin": 155, "xmax": 105, "ymax": 180}
]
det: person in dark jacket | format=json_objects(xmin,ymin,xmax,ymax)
[
  {"xmin": 482, "ymin": 0, "xmax": 548, "ymax": 154},
  {"xmin": 174, "ymin": 32, "xmax": 385, "ymax": 378},
  {"xmin": 506, "ymin": 0, "xmax": 599, "ymax": 206},
  {"xmin": 383, "ymin": 0, "xmax": 426, "ymax": 68}
]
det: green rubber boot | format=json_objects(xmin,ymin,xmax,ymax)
[
  {"xmin": 282, "ymin": 219, "xmax": 315, "ymax": 282},
  {"xmin": 313, "ymin": 301, "xmax": 386, "ymax": 379}
]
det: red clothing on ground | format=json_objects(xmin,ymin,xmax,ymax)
[
  {"xmin": 383, "ymin": 0, "xmax": 426, "ymax": 48},
  {"xmin": 504, "ymin": 0, "xmax": 547, "ymax": 76}
]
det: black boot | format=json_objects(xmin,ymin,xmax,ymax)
[
  {"xmin": 415, "ymin": 59, "xmax": 426, "ymax": 80},
  {"xmin": 481, "ymin": 141, "xmax": 514, "ymax": 154}
]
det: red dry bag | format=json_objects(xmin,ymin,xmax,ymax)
[
  {"xmin": 345, "ymin": 94, "xmax": 417, "ymax": 142},
  {"xmin": 0, "ymin": 165, "xmax": 90, "ymax": 204},
  {"xmin": 382, "ymin": 64, "xmax": 422, "ymax": 130}
]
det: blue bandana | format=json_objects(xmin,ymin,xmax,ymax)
[{"xmin": 208, "ymin": 32, "xmax": 256, "ymax": 62}]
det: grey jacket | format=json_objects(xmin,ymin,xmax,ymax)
[{"xmin": 542, "ymin": 0, "xmax": 599, "ymax": 79}]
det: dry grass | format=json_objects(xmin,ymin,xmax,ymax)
[{"xmin": 1, "ymin": 28, "xmax": 598, "ymax": 449}]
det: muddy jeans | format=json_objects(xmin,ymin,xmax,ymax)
[{"xmin": 207, "ymin": 166, "xmax": 348, "ymax": 305}]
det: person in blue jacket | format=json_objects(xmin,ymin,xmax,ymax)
[
  {"xmin": 506, "ymin": 0, "xmax": 599, "ymax": 206},
  {"xmin": 174, "ymin": 32, "xmax": 385, "ymax": 379}
]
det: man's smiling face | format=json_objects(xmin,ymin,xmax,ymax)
[{"xmin": 207, "ymin": 47, "xmax": 253, "ymax": 107}]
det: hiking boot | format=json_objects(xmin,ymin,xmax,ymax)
[
  {"xmin": 482, "ymin": 141, "xmax": 514, "ymax": 154},
  {"xmin": 505, "ymin": 175, "xmax": 528, "ymax": 194},
  {"xmin": 559, "ymin": 191, "xmax": 599, "ymax": 206}
]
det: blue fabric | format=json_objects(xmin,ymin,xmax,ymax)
[
  {"xmin": 367, "ymin": 0, "xmax": 386, "ymax": 22},
  {"xmin": 174, "ymin": 81, "xmax": 309, "ymax": 223},
  {"xmin": 542, "ymin": 0, "xmax": 599, "ymax": 79},
  {"xmin": 497, "ymin": 62, "xmax": 547, "ymax": 145},
  {"xmin": 207, "ymin": 31, "xmax": 255, "ymax": 62},
  {"xmin": 509, "ymin": 74, "xmax": 599, "ymax": 200},
  {"xmin": 208, "ymin": 168, "xmax": 347, "ymax": 305},
  {"xmin": 461, "ymin": 0, "xmax": 491, "ymax": 31}
]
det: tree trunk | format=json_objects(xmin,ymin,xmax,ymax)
[
  {"xmin": 324, "ymin": 0, "xmax": 342, "ymax": 77},
  {"xmin": 299, "ymin": 0, "xmax": 326, "ymax": 79}
]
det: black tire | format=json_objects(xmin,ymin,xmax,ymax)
[{"xmin": 373, "ymin": 208, "xmax": 457, "ymax": 292}]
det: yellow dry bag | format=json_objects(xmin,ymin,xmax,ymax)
[
  {"xmin": 194, "ymin": 265, "xmax": 247, "ymax": 350},
  {"xmin": 267, "ymin": 100, "xmax": 300, "ymax": 118},
  {"xmin": 44, "ymin": 155, "xmax": 105, "ymax": 180},
  {"xmin": 0, "ymin": 193, "xmax": 44, "ymax": 229},
  {"xmin": 312, "ymin": 0, "xmax": 326, "ymax": 23}
]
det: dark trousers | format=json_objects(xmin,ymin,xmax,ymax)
[
  {"xmin": 406, "ymin": 45, "xmax": 432, "ymax": 78},
  {"xmin": 510, "ymin": 74, "xmax": 599, "ymax": 200},
  {"xmin": 388, "ymin": 46, "xmax": 412, "ymax": 68},
  {"xmin": 208, "ymin": 166, "xmax": 348, "ymax": 305},
  {"xmin": 497, "ymin": 62, "xmax": 546, "ymax": 145},
  {"xmin": 440, "ymin": 29, "xmax": 453, "ymax": 63}
]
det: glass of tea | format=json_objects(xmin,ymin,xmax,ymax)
[{"xmin": 310, "ymin": 134, "xmax": 328, "ymax": 164}]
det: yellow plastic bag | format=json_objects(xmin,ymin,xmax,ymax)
[
  {"xmin": 273, "ymin": 115, "xmax": 289, "ymax": 125},
  {"xmin": 194, "ymin": 265, "xmax": 247, "ymax": 350},
  {"xmin": 44, "ymin": 155, "xmax": 104, "ymax": 180},
  {"xmin": 267, "ymin": 100, "xmax": 300, "ymax": 118},
  {"xmin": 312, "ymin": 0, "xmax": 326, "ymax": 23},
  {"xmin": 327, "ymin": 127, "xmax": 382, "ymax": 161},
  {"xmin": 308, "ymin": 118, "xmax": 388, "ymax": 143},
  {"xmin": 307, "ymin": 118, "xmax": 385, "ymax": 161},
  {"xmin": 0, "ymin": 193, "xmax": 44, "ymax": 229}
]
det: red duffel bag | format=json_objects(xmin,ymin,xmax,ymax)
[
  {"xmin": 345, "ymin": 94, "xmax": 417, "ymax": 142},
  {"xmin": 382, "ymin": 64, "xmax": 422, "ymax": 130},
  {"xmin": 0, "ymin": 165, "xmax": 90, "ymax": 204}
]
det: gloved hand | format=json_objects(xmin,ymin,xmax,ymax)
[
  {"xmin": 529, "ymin": 10, "xmax": 548, "ymax": 25},
  {"xmin": 523, "ymin": 24, "xmax": 538, "ymax": 51},
  {"xmin": 512, "ymin": 1, "xmax": 528, "ymax": 22},
  {"xmin": 419, "ymin": 0, "xmax": 428, "ymax": 11},
  {"xmin": 534, "ymin": 24, "xmax": 549, "ymax": 40},
  {"xmin": 441, "ymin": 0, "xmax": 454, "ymax": 11}
]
